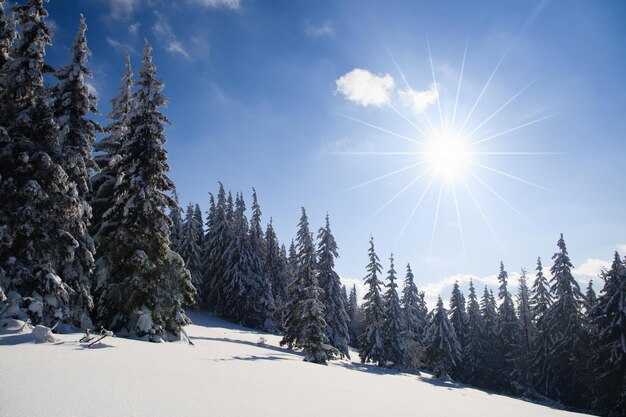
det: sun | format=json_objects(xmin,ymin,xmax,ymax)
[{"xmin": 423, "ymin": 127, "xmax": 472, "ymax": 183}]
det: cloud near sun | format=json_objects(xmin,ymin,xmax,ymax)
[{"xmin": 335, "ymin": 68, "xmax": 438, "ymax": 113}]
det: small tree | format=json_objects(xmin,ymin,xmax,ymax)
[
  {"xmin": 382, "ymin": 254, "xmax": 405, "ymax": 367},
  {"xmin": 424, "ymin": 296, "xmax": 461, "ymax": 380}
]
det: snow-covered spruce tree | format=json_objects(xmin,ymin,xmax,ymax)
[
  {"xmin": 590, "ymin": 252, "xmax": 626, "ymax": 416},
  {"xmin": 513, "ymin": 268, "xmax": 535, "ymax": 390},
  {"xmin": 52, "ymin": 14, "xmax": 101, "ymax": 328},
  {"xmin": 347, "ymin": 283, "xmax": 363, "ymax": 346},
  {"xmin": 424, "ymin": 296, "xmax": 461, "ymax": 380},
  {"xmin": 193, "ymin": 203, "xmax": 204, "ymax": 247},
  {"xmin": 358, "ymin": 237, "xmax": 386, "ymax": 366},
  {"xmin": 463, "ymin": 279, "xmax": 484, "ymax": 385},
  {"xmin": 382, "ymin": 254, "xmax": 405, "ymax": 367},
  {"xmin": 288, "ymin": 240, "xmax": 297, "ymax": 275},
  {"xmin": 281, "ymin": 208, "xmax": 319, "ymax": 349},
  {"xmin": 530, "ymin": 257, "xmax": 552, "ymax": 324},
  {"xmin": 178, "ymin": 203, "xmax": 203, "ymax": 295},
  {"xmin": 263, "ymin": 219, "xmax": 289, "ymax": 323},
  {"xmin": 400, "ymin": 263, "xmax": 424, "ymax": 370},
  {"xmin": 585, "ymin": 279, "xmax": 597, "ymax": 312},
  {"xmin": 479, "ymin": 286, "xmax": 499, "ymax": 389},
  {"xmin": 541, "ymin": 234, "xmax": 590, "ymax": 407},
  {"xmin": 221, "ymin": 193, "xmax": 275, "ymax": 330},
  {"xmin": 316, "ymin": 214, "xmax": 350, "ymax": 358},
  {"xmin": 90, "ymin": 54, "xmax": 134, "ymax": 244},
  {"xmin": 496, "ymin": 261, "xmax": 519, "ymax": 390},
  {"xmin": 249, "ymin": 188, "xmax": 266, "ymax": 261},
  {"xmin": 299, "ymin": 273, "xmax": 338, "ymax": 364},
  {"xmin": 448, "ymin": 281, "xmax": 467, "ymax": 378},
  {"xmin": 0, "ymin": 0, "xmax": 79, "ymax": 326},
  {"xmin": 94, "ymin": 41, "xmax": 195, "ymax": 341},
  {"xmin": 201, "ymin": 183, "xmax": 231, "ymax": 313},
  {"xmin": 168, "ymin": 207, "xmax": 184, "ymax": 253}
]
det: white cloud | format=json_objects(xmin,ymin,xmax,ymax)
[
  {"xmin": 305, "ymin": 20, "xmax": 334, "ymax": 38},
  {"xmin": 335, "ymin": 69, "xmax": 395, "ymax": 107},
  {"xmin": 398, "ymin": 84, "xmax": 439, "ymax": 114},
  {"xmin": 128, "ymin": 22, "xmax": 141, "ymax": 35},
  {"xmin": 152, "ymin": 12, "xmax": 190, "ymax": 60},
  {"xmin": 572, "ymin": 258, "xmax": 609, "ymax": 283},
  {"xmin": 189, "ymin": 0, "xmax": 240, "ymax": 9},
  {"xmin": 109, "ymin": 0, "xmax": 138, "ymax": 19},
  {"xmin": 106, "ymin": 36, "xmax": 136, "ymax": 54}
]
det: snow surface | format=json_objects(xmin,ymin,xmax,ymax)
[{"xmin": 0, "ymin": 312, "xmax": 592, "ymax": 417}]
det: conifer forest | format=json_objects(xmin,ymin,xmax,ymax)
[{"xmin": 0, "ymin": 2, "xmax": 624, "ymax": 417}]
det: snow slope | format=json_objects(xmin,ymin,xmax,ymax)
[{"xmin": 0, "ymin": 312, "xmax": 592, "ymax": 417}]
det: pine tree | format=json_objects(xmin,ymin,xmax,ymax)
[
  {"xmin": 448, "ymin": 281, "xmax": 467, "ymax": 377},
  {"xmin": 540, "ymin": 234, "xmax": 590, "ymax": 407},
  {"xmin": 178, "ymin": 203, "xmax": 203, "ymax": 295},
  {"xmin": 496, "ymin": 261, "xmax": 519, "ymax": 389},
  {"xmin": 424, "ymin": 296, "xmax": 461, "ymax": 380},
  {"xmin": 93, "ymin": 41, "xmax": 195, "ymax": 341},
  {"xmin": 52, "ymin": 15, "xmax": 101, "ymax": 328},
  {"xmin": 0, "ymin": 0, "xmax": 78, "ymax": 326},
  {"xmin": 281, "ymin": 208, "xmax": 318, "ymax": 349},
  {"xmin": 316, "ymin": 214, "xmax": 350, "ymax": 358},
  {"xmin": 193, "ymin": 203, "xmax": 204, "ymax": 247},
  {"xmin": 222, "ymin": 193, "xmax": 274, "ymax": 329},
  {"xmin": 590, "ymin": 252, "xmax": 625, "ymax": 416},
  {"xmin": 347, "ymin": 283, "xmax": 362, "ymax": 346},
  {"xmin": 400, "ymin": 263, "xmax": 424, "ymax": 370},
  {"xmin": 91, "ymin": 54, "xmax": 134, "ymax": 243},
  {"xmin": 463, "ymin": 279, "xmax": 484, "ymax": 384},
  {"xmin": 358, "ymin": 237, "xmax": 386, "ymax": 366}
]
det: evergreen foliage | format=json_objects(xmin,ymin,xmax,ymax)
[
  {"xmin": 400, "ymin": 263, "xmax": 424, "ymax": 370},
  {"xmin": 358, "ymin": 237, "xmax": 386, "ymax": 366},
  {"xmin": 382, "ymin": 254, "xmax": 405, "ymax": 367},
  {"xmin": 424, "ymin": 296, "xmax": 461, "ymax": 380},
  {"xmin": 93, "ymin": 41, "xmax": 195, "ymax": 340},
  {"xmin": 178, "ymin": 203, "xmax": 203, "ymax": 293},
  {"xmin": 463, "ymin": 279, "xmax": 484, "ymax": 384},
  {"xmin": 316, "ymin": 214, "xmax": 350, "ymax": 357}
]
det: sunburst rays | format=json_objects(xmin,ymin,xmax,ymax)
[{"xmin": 335, "ymin": 41, "xmax": 555, "ymax": 255}]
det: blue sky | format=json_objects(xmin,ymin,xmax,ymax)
[{"xmin": 44, "ymin": 0, "xmax": 625, "ymax": 303}]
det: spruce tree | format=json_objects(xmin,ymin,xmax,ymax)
[
  {"xmin": 93, "ymin": 41, "xmax": 195, "ymax": 340},
  {"xmin": 222, "ymin": 193, "xmax": 274, "ymax": 329},
  {"xmin": 263, "ymin": 219, "xmax": 289, "ymax": 322},
  {"xmin": 463, "ymin": 279, "xmax": 484, "ymax": 384},
  {"xmin": 589, "ymin": 252, "xmax": 625, "ymax": 416},
  {"xmin": 585, "ymin": 279, "xmax": 597, "ymax": 311},
  {"xmin": 400, "ymin": 263, "xmax": 424, "ymax": 370},
  {"xmin": 168, "ymin": 208, "xmax": 184, "ymax": 253},
  {"xmin": 299, "ymin": 273, "xmax": 338, "ymax": 364},
  {"xmin": 281, "ymin": 208, "xmax": 318, "ymax": 349},
  {"xmin": 382, "ymin": 254, "xmax": 405, "ymax": 367},
  {"xmin": 193, "ymin": 203, "xmax": 204, "ymax": 247},
  {"xmin": 358, "ymin": 236, "xmax": 386, "ymax": 366},
  {"xmin": 514, "ymin": 268, "xmax": 535, "ymax": 389},
  {"xmin": 316, "ymin": 214, "xmax": 350, "ymax": 358},
  {"xmin": 530, "ymin": 256, "xmax": 552, "ymax": 324},
  {"xmin": 178, "ymin": 203, "xmax": 203, "ymax": 294},
  {"xmin": 448, "ymin": 281, "xmax": 467, "ymax": 377},
  {"xmin": 90, "ymin": 54, "xmax": 134, "ymax": 244},
  {"xmin": 541, "ymin": 234, "xmax": 590, "ymax": 407},
  {"xmin": 52, "ymin": 15, "xmax": 101, "ymax": 328},
  {"xmin": 0, "ymin": 0, "xmax": 15, "ymax": 71},
  {"xmin": 347, "ymin": 283, "xmax": 361, "ymax": 346},
  {"xmin": 201, "ymin": 183, "xmax": 230, "ymax": 313},
  {"xmin": 480, "ymin": 286, "xmax": 499, "ymax": 389},
  {"xmin": 0, "ymin": 0, "xmax": 78, "ymax": 326},
  {"xmin": 424, "ymin": 296, "xmax": 461, "ymax": 380},
  {"xmin": 496, "ymin": 261, "xmax": 519, "ymax": 389}
]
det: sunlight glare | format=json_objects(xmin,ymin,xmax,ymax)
[{"xmin": 423, "ymin": 127, "xmax": 472, "ymax": 183}]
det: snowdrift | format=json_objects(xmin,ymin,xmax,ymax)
[{"xmin": 0, "ymin": 312, "xmax": 592, "ymax": 417}]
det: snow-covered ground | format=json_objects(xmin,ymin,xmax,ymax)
[{"xmin": 0, "ymin": 312, "xmax": 592, "ymax": 417}]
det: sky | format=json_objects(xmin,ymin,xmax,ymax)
[{"xmin": 41, "ymin": 0, "xmax": 626, "ymax": 305}]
